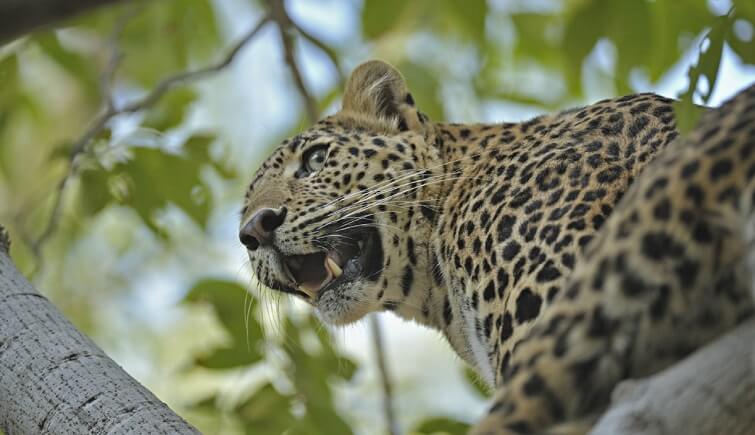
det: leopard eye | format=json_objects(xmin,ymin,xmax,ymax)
[{"xmin": 303, "ymin": 146, "xmax": 328, "ymax": 174}]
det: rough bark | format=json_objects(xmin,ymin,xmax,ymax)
[
  {"xmin": 0, "ymin": 227, "xmax": 200, "ymax": 435},
  {"xmin": 0, "ymin": 0, "xmax": 127, "ymax": 44},
  {"xmin": 590, "ymin": 319, "xmax": 755, "ymax": 435}
]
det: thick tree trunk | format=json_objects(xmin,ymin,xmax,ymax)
[
  {"xmin": 0, "ymin": 227, "xmax": 199, "ymax": 435},
  {"xmin": 0, "ymin": 0, "xmax": 127, "ymax": 44},
  {"xmin": 591, "ymin": 319, "xmax": 755, "ymax": 435}
]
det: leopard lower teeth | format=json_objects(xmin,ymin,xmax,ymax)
[{"xmin": 326, "ymin": 257, "xmax": 343, "ymax": 278}]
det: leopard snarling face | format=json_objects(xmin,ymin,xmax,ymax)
[{"xmin": 240, "ymin": 61, "xmax": 439, "ymax": 325}]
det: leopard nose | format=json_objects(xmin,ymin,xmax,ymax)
[{"xmin": 239, "ymin": 207, "xmax": 287, "ymax": 251}]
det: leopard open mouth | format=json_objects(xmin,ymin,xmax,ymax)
[{"xmin": 281, "ymin": 225, "xmax": 383, "ymax": 301}]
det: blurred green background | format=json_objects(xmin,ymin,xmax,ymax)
[{"xmin": 0, "ymin": 0, "xmax": 753, "ymax": 434}]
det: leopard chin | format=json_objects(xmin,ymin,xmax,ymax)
[{"xmin": 313, "ymin": 278, "xmax": 377, "ymax": 325}]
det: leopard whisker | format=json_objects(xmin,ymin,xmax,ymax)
[
  {"xmin": 317, "ymin": 173, "xmax": 457, "ymax": 224},
  {"xmin": 317, "ymin": 151, "xmax": 484, "ymax": 209},
  {"xmin": 320, "ymin": 173, "xmax": 473, "ymax": 229},
  {"xmin": 311, "ymin": 170, "xmax": 479, "ymax": 233}
]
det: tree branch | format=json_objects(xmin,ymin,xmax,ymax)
[
  {"xmin": 590, "ymin": 319, "xmax": 755, "ymax": 435},
  {"xmin": 29, "ymin": 14, "xmax": 271, "ymax": 267},
  {"xmin": 265, "ymin": 0, "xmax": 318, "ymax": 123},
  {"xmin": 101, "ymin": 4, "xmax": 140, "ymax": 112},
  {"xmin": 290, "ymin": 21, "xmax": 344, "ymax": 84},
  {"xmin": 369, "ymin": 315, "xmax": 400, "ymax": 435},
  {"xmin": 259, "ymin": 7, "xmax": 395, "ymax": 432},
  {"xmin": 0, "ymin": 0, "xmax": 129, "ymax": 44},
  {"xmin": 0, "ymin": 226, "xmax": 200, "ymax": 434},
  {"xmin": 258, "ymin": 6, "xmax": 396, "ymax": 435},
  {"xmin": 120, "ymin": 15, "xmax": 271, "ymax": 113},
  {"xmin": 27, "ymin": 0, "xmax": 133, "ymax": 265}
]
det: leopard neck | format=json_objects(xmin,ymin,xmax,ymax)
[
  {"xmin": 433, "ymin": 122, "xmax": 520, "ymax": 163},
  {"xmin": 385, "ymin": 121, "xmax": 525, "ymax": 334},
  {"xmin": 385, "ymin": 202, "xmax": 448, "ymax": 330},
  {"xmin": 383, "ymin": 121, "xmax": 523, "ymax": 331}
]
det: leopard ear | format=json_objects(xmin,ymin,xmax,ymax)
[{"xmin": 340, "ymin": 60, "xmax": 427, "ymax": 133}]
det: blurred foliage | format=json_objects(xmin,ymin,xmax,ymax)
[
  {"xmin": 464, "ymin": 367, "xmax": 492, "ymax": 399},
  {"xmin": 79, "ymin": 135, "xmax": 235, "ymax": 235},
  {"xmin": 411, "ymin": 417, "xmax": 470, "ymax": 435},
  {"xmin": 183, "ymin": 279, "xmax": 265, "ymax": 368},
  {"xmin": 0, "ymin": 0, "xmax": 752, "ymax": 434},
  {"xmin": 184, "ymin": 279, "xmax": 355, "ymax": 434},
  {"xmin": 362, "ymin": 0, "xmax": 488, "ymax": 43}
]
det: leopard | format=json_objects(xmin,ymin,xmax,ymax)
[{"xmin": 239, "ymin": 59, "xmax": 754, "ymax": 433}]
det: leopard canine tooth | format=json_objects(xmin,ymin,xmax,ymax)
[
  {"xmin": 325, "ymin": 256, "xmax": 343, "ymax": 278},
  {"xmin": 298, "ymin": 285, "xmax": 318, "ymax": 299}
]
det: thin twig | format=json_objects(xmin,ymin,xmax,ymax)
[
  {"xmin": 290, "ymin": 20, "xmax": 344, "ymax": 84},
  {"xmin": 369, "ymin": 315, "xmax": 400, "ymax": 435},
  {"xmin": 101, "ymin": 4, "xmax": 138, "ymax": 111},
  {"xmin": 27, "ymin": 1, "xmax": 129, "ymax": 263},
  {"xmin": 120, "ymin": 16, "xmax": 271, "ymax": 113},
  {"xmin": 266, "ymin": 0, "xmax": 318, "ymax": 122},
  {"xmin": 28, "ymin": 14, "xmax": 271, "ymax": 267},
  {"xmin": 28, "ymin": 108, "xmax": 112, "ymax": 265},
  {"xmin": 263, "ymin": 5, "xmax": 397, "ymax": 432}
]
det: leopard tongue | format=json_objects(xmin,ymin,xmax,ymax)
[{"xmin": 298, "ymin": 254, "xmax": 342, "ymax": 298}]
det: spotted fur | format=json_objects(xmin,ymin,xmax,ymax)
[{"xmin": 240, "ymin": 60, "xmax": 754, "ymax": 433}]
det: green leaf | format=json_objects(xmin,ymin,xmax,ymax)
[
  {"xmin": 236, "ymin": 384, "xmax": 295, "ymax": 435},
  {"xmin": 730, "ymin": 4, "xmax": 755, "ymax": 63},
  {"xmin": 733, "ymin": 0, "xmax": 755, "ymax": 21},
  {"xmin": 77, "ymin": 134, "xmax": 234, "ymax": 232},
  {"xmin": 117, "ymin": 146, "xmax": 209, "ymax": 231},
  {"xmin": 509, "ymin": 13, "xmax": 562, "ymax": 67},
  {"xmin": 646, "ymin": 0, "xmax": 713, "ymax": 81},
  {"xmin": 361, "ymin": 0, "xmax": 411, "ymax": 39},
  {"xmin": 33, "ymin": 33, "xmax": 100, "ymax": 102},
  {"xmin": 560, "ymin": 0, "xmax": 717, "ymax": 95},
  {"xmin": 362, "ymin": 0, "xmax": 486, "ymax": 42},
  {"xmin": 118, "ymin": 0, "xmax": 220, "ymax": 87},
  {"xmin": 184, "ymin": 279, "xmax": 264, "ymax": 369},
  {"xmin": 563, "ymin": 0, "xmax": 606, "ymax": 95},
  {"xmin": 77, "ymin": 160, "xmax": 112, "ymax": 217},
  {"xmin": 673, "ymin": 99, "xmax": 707, "ymax": 135},
  {"xmin": 440, "ymin": 0, "xmax": 487, "ymax": 42},
  {"xmin": 693, "ymin": 15, "xmax": 731, "ymax": 103},
  {"xmin": 0, "ymin": 55, "xmax": 20, "ymax": 177},
  {"xmin": 463, "ymin": 367, "xmax": 492, "ymax": 398},
  {"xmin": 142, "ymin": 88, "xmax": 198, "ymax": 131},
  {"xmin": 189, "ymin": 384, "xmax": 295, "ymax": 435},
  {"xmin": 606, "ymin": 0, "xmax": 652, "ymax": 94},
  {"xmin": 398, "ymin": 62, "xmax": 445, "ymax": 121},
  {"xmin": 184, "ymin": 135, "xmax": 237, "ymax": 180},
  {"xmin": 276, "ymin": 316, "xmax": 355, "ymax": 435},
  {"xmin": 675, "ymin": 12, "xmax": 734, "ymax": 133},
  {"xmin": 411, "ymin": 417, "xmax": 470, "ymax": 435},
  {"xmin": 0, "ymin": 54, "xmax": 19, "ymax": 105}
]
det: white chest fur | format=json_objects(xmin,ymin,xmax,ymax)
[{"xmin": 459, "ymin": 300, "xmax": 496, "ymax": 387}]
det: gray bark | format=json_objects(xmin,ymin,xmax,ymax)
[
  {"xmin": 590, "ymin": 319, "xmax": 755, "ymax": 435},
  {"xmin": 0, "ymin": 227, "xmax": 200, "ymax": 435},
  {"xmin": 0, "ymin": 0, "xmax": 127, "ymax": 44}
]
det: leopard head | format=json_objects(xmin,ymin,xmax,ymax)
[{"xmin": 240, "ymin": 60, "xmax": 440, "ymax": 325}]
